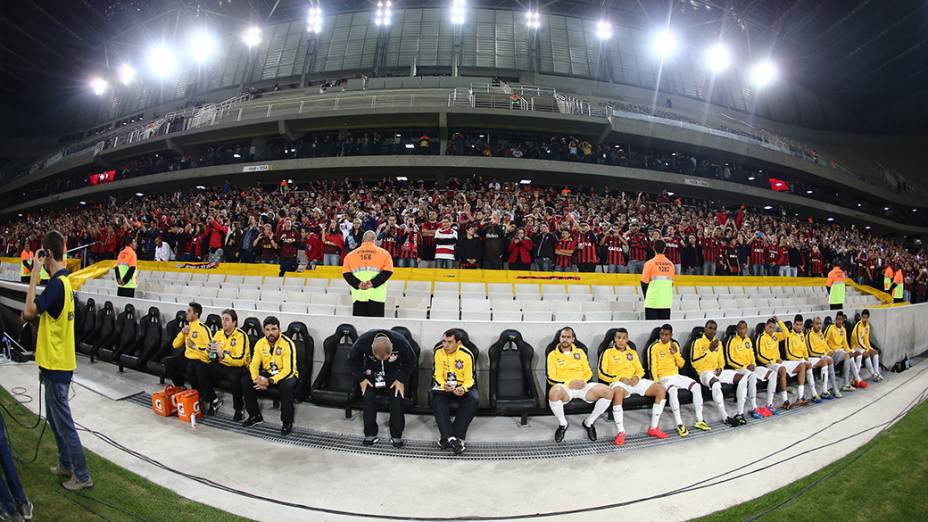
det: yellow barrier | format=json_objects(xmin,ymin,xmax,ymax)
[
  {"xmin": 847, "ymin": 279, "xmax": 896, "ymax": 306},
  {"xmin": 69, "ymin": 261, "xmax": 117, "ymax": 291}
]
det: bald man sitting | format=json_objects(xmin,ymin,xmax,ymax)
[{"xmin": 348, "ymin": 329, "xmax": 418, "ymax": 447}]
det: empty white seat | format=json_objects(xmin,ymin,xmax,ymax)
[
  {"xmin": 398, "ymin": 297, "xmax": 429, "ymax": 310},
  {"xmin": 198, "ymin": 288, "xmax": 219, "ymax": 299},
  {"xmin": 306, "ymin": 278, "xmax": 329, "ymax": 289},
  {"xmin": 404, "ymin": 288, "xmax": 431, "ymax": 299},
  {"xmin": 488, "ymin": 283, "xmax": 514, "ymax": 298},
  {"xmin": 387, "ymin": 280, "xmax": 406, "ymax": 295},
  {"xmin": 609, "ymin": 301, "xmax": 638, "ymax": 312},
  {"xmin": 397, "ymin": 308, "xmax": 428, "ymax": 319},
  {"xmin": 207, "ymin": 274, "xmax": 227, "ymax": 284},
  {"xmin": 521, "ymin": 301, "xmax": 552, "ymax": 321},
  {"xmin": 148, "ymin": 272, "xmax": 165, "ymax": 280},
  {"xmin": 238, "ymin": 288, "xmax": 260, "ymax": 300},
  {"xmin": 717, "ymin": 298, "xmax": 738, "ymax": 309},
  {"xmin": 682, "ymin": 311, "xmax": 706, "ymax": 320},
  {"xmin": 568, "ymin": 293, "xmax": 593, "ymax": 302},
  {"xmin": 564, "ymin": 285, "xmax": 589, "ymax": 297},
  {"xmin": 591, "ymin": 285, "xmax": 615, "ymax": 300},
  {"xmin": 431, "ymin": 297, "xmax": 459, "ymax": 310},
  {"xmin": 554, "ymin": 310, "xmax": 583, "ymax": 322},
  {"xmin": 460, "ymin": 300, "xmax": 491, "ymax": 321},
  {"xmin": 216, "ymin": 287, "xmax": 238, "ymax": 299},
  {"xmin": 406, "ymin": 281, "xmax": 431, "ymax": 295},
  {"xmin": 430, "ymin": 309, "xmax": 459, "ymax": 321},
  {"xmin": 541, "ymin": 285, "xmax": 567, "ymax": 298},
  {"xmin": 189, "ymin": 273, "xmax": 208, "ymax": 283},
  {"xmin": 615, "ymin": 286, "xmax": 639, "ymax": 297},
  {"xmin": 336, "ymin": 305, "xmax": 355, "ymax": 317},
  {"xmin": 728, "ymin": 286, "xmax": 745, "ymax": 295},
  {"xmin": 515, "ymin": 284, "xmax": 540, "ymax": 299},
  {"xmin": 492, "ymin": 310, "xmax": 522, "ymax": 321},
  {"xmin": 543, "ymin": 292, "xmax": 569, "ymax": 302},
  {"xmin": 311, "ymin": 294, "xmax": 339, "ymax": 306},
  {"xmin": 681, "ymin": 294, "xmax": 700, "ymax": 302},
  {"xmin": 680, "ymin": 301, "xmax": 700, "ymax": 311},
  {"xmin": 211, "ymin": 298, "xmax": 234, "ymax": 310},
  {"xmin": 280, "ymin": 303, "xmax": 308, "ymax": 314},
  {"xmin": 179, "ymin": 286, "xmax": 200, "ymax": 297},
  {"xmin": 226, "ymin": 275, "xmax": 246, "ymax": 284},
  {"xmin": 461, "ymin": 282, "xmax": 486, "ymax": 297},
  {"xmin": 325, "ymin": 286, "xmax": 350, "ymax": 297},
  {"xmin": 283, "ymin": 290, "xmax": 305, "ymax": 302},
  {"xmin": 283, "ymin": 278, "xmax": 305, "ymax": 288},
  {"xmin": 235, "ymin": 299, "xmax": 257, "ymax": 311},
  {"xmin": 434, "ymin": 282, "xmax": 460, "ymax": 294},
  {"xmin": 698, "ymin": 298, "xmax": 720, "ymax": 310},
  {"xmin": 492, "ymin": 299, "xmax": 521, "ymax": 312},
  {"xmin": 307, "ymin": 304, "xmax": 335, "ymax": 315},
  {"xmin": 612, "ymin": 311, "xmax": 640, "ymax": 321},
  {"xmin": 260, "ymin": 290, "xmax": 285, "ymax": 303},
  {"xmin": 678, "ymin": 286, "xmax": 697, "ymax": 295}
]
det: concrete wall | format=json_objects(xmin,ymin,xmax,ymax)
[{"xmin": 3, "ymin": 281, "xmax": 911, "ymax": 408}]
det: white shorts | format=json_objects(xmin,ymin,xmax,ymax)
[
  {"xmin": 552, "ymin": 383, "xmax": 601, "ymax": 403},
  {"xmin": 808, "ymin": 357, "xmax": 821, "ymax": 366},
  {"xmin": 659, "ymin": 374, "xmax": 697, "ymax": 392},
  {"xmin": 610, "ymin": 378, "xmax": 655, "ymax": 396},
  {"xmin": 752, "ymin": 366, "xmax": 775, "ymax": 381},
  {"xmin": 781, "ymin": 360, "xmax": 805, "ymax": 376},
  {"xmin": 699, "ymin": 370, "xmax": 740, "ymax": 387},
  {"xmin": 832, "ymin": 349, "xmax": 848, "ymax": 362}
]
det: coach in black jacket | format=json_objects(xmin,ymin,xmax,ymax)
[{"xmin": 348, "ymin": 329, "xmax": 417, "ymax": 447}]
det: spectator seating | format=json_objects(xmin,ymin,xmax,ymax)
[{"xmin": 488, "ymin": 329, "xmax": 537, "ymax": 423}]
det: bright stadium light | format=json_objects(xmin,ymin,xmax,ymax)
[
  {"xmin": 118, "ymin": 64, "xmax": 137, "ymax": 86},
  {"xmin": 520, "ymin": 179, "xmax": 532, "ymax": 185},
  {"xmin": 146, "ymin": 44, "xmax": 177, "ymax": 78},
  {"xmin": 750, "ymin": 59, "xmax": 778, "ymax": 88},
  {"xmin": 188, "ymin": 28, "xmax": 219, "ymax": 64},
  {"xmin": 827, "ymin": 217, "xmax": 834, "ymax": 222},
  {"xmin": 596, "ymin": 19, "xmax": 613, "ymax": 40},
  {"xmin": 652, "ymin": 29, "xmax": 678, "ymax": 59},
  {"xmin": 307, "ymin": 6, "xmax": 323, "ymax": 34},
  {"xmin": 375, "ymin": 1, "xmax": 392, "ymax": 26},
  {"xmin": 763, "ymin": 205, "xmax": 773, "ymax": 210},
  {"xmin": 241, "ymin": 26, "xmax": 262, "ymax": 47},
  {"xmin": 451, "ymin": 0, "xmax": 466, "ymax": 25},
  {"xmin": 89, "ymin": 77, "xmax": 108, "ymax": 96},
  {"xmin": 525, "ymin": 10, "xmax": 541, "ymax": 29},
  {"xmin": 705, "ymin": 43, "xmax": 731, "ymax": 73}
]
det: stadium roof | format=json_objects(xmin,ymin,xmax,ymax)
[{"xmin": 1, "ymin": 0, "xmax": 926, "ymax": 136}]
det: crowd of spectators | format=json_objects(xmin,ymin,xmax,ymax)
[
  {"xmin": 6, "ymin": 129, "xmax": 919, "ymax": 227},
  {"xmin": 3, "ymin": 176, "xmax": 927, "ymax": 302}
]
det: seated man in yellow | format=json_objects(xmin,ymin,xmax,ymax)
[
  {"xmin": 648, "ymin": 324, "xmax": 710, "ymax": 437},
  {"xmin": 725, "ymin": 321, "xmax": 777, "ymax": 417},
  {"xmin": 164, "ymin": 302, "xmax": 211, "ymax": 389},
  {"xmin": 691, "ymin": 320, "xmax": 749, "ymax": 428},
  {"xmin": 825, "ymin": 312, "xmax": 866, "ymax": 390},
  {"xmin": 241, "ymin": 316, "xmax": 299, "ymax": 436},
  {"xmin": 547, "ymin": 327, "xmax": 613, "ymax": 443},
  {"xmin": 431, "ymin": 329, "xmax": 478, "ymax": 456},
  {"xmin": 778, "ymin": 314, "xmax": 832, "ymax": 402},
  {"xmin": 758, "ymin": 318, "xmax": 798, "ymax": 410},
  {"xmin": 598, "ymin": 328, "xmax": 668, "ymax": 446},
  {"xmin": 850, "ymin": 309, "xmax": 883, "ymax": 382},
  {"xmin": 807, "ymin": 316, "xmax": 847, "ymax": 398},
  {"xmin": 194, "ymin": 309, "xmax": 251, "ymax": 419}
]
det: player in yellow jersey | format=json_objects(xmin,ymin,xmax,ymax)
[
  {"xmin": 778, "ymin": 314, "xmax": 834, "ymax": 402},
  {"xmin": 724, "ymin": 321, "xmax": 778, "ymax": 416},
  {"xmin": 597, "ymin": 328, "xmax": 668, "ymax": 445},
  {"xmin": 691, "ymin": 320, "xmax": 751, "ymax": 427},
  {"xmin": 757, "ymin": 319, "xmax": 796, "ymax": 410},
  {"xmin": 547, "ymin": 327, "xmax": 613, "ymax": 443},
  {"xmin": 826, "ymin": 312, "xmax": 866, "ymax": 390},
  {"xmin": 850, "ymin": 309, "xmax": 883, "ymax": 382},
  {"xmin": 647, "ymin": 324, "xmax": 710, "ymax": 437},
  {"xmin": 766, "ymin": 317, "xmax": 812, "ymax": 407},
  {"xmin": 807, "ymin": 316, "xmax": 845, "ymax": 398}
]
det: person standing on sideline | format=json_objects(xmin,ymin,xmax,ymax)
[
  {"xmin": 641, "ymin": 240, "xmax": 675, "ymax": 320},
  {"xmin": 19, "ymin": 242, "xmax": 33, "ymax": 284},
  {"xmin": 348, "ymin": 330, "xmax": 417, "ymax": 448},
  {"xmin": 20, "ymin": 231, "xmax": 93, "ymax": 491},
  {"xmin": 342, "ymin": 231, "xmax": 394, "ymax": 317},
  {"xmin": 888, "ymin": 262, "xmax": 904, "ymax": 303},
  {"xmin": 114, "ymin": 237, "xmax": 138, "ymax": 297},
  {"xmin": 825, "ymin": 262, "xmax": 846, "ymax": 310}
]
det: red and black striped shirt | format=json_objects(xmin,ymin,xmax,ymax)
[
  {"xmin": 750, "ymin": 239, "xmax": 766, "ymax": 265},
  {"xmin": 555, "ymin": 239, "xmax": 575, "ymax": 268},
  {"xmin": 605, "ymin": 237, "xmax": 626, "ymax": 265},
  {"xmin": 399, "ymin": 226, "xmax": 419, "ymax": 259},
  {"xmin": 576, "ymin": 232, "xmax": 598, "ymax": 264},
  {"xmin": 664, "ymin": 236, "xmax": 681, "ymax": 264},
  {"xmin": 701, "ymin": 238, "xmax": 721, "ymax": 264},
  {"xmin": 627, "ymin": 232, "xmax": 649, "ymax": 261}
]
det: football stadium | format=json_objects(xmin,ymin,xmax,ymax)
[{"xmin": 0, "ymin": 1, "xmax": 927, "ymax": 520}]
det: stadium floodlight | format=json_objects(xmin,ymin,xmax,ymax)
[
  {"xmin": 241, "ymin": 26, "xmax": 262, "ymax": 47},
  {"xmin": 520, "ymin": 179, "xmax": 532, "ymax": 185},
  {"xmin": 450, "ymin": 0, "xmax": 466, "ymax": 25},
  {"xmin": 195, "ymin": 185, "xmax": 206, "ymax": 190},
  {"xmin": 750, "ymin": 59, "xmax": 777, "ymax": 88},
  {"xmin": 652, "ymin": 29, "xmax": 678, "ymax": 59},
  {"xmin": 763, "ymin": 205, "xmax": 773, "ymax": 210},
  {"xmin": 188, "ymin": 28, "xmax": 219, "ymax": 64},
  {"xmin": 596, "ymin": 19, "xmax": 613, "ymax": 41},
  {"xmin": 806, "ymin": 189, "xmax": 814, "ymax": 194},
  {"xmin": 865, "ymin": 226, "xmax": 871, "ymax": 230},
  {"xmin": 79, "ymin": 201, "xmax": 87, "ymax": 206},
  {"xmin": 307, "ymin": 6, "xmax": 323, "ymax": 34},
  {"xmin": 704, "ymin": 43, "xmax": 731, "ymax": 73},
  {"xmin": 375, "ymin": 1, "xmax": 392, "ymax": 26},
  {"xmin": 118, "ymin": 64, "xmax": 136, "ymax": 86},
  {"xmin": 135, "ymin": 192, "xmax": 144, "ymax": 197},
  {"xmin": 89, "ymin": 77, "xmax": 108, "ymax": 96},
  {"xmin": 827, "ymin": 217, "xmax": 834, "ymax": 222},
  {"xmin": 396, "ymin": 176, "xmax": 408, "ymax": 181},
  {"xmin": 884, "ymin": 206, "xmax": 890, "ymax": 211},
  {"xmin": 525, "ymin": 10, "xmax": 541, "ymax": 29},
  {"xmin": 747, "ymin": 176, "xmax": 756, "ymax": 181},
  {"xmin": 146, "ymin": 44, "xmax": 177, "ymax": 78}
]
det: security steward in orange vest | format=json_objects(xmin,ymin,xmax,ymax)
[
  {"xmin": 114, "ymin": 238, "xmax": 139, "ymax": 298},
  {"xmin": 641, "ymin": 240, "xmax": 675, "ymax": 320},
  {"xmin": 889, "ymin": 264, "xmax": 904, "ymax": 303},
  {"xmin": 20, "ymin": 244, "xmax": 34, "ymax": 284},
  {"xmin": 825, "ymin": 263, "xmax": 847, "ymax": 310},
  {"xmin": 342, "ymin": 231, "xmax": 394, "ymax": 317}
]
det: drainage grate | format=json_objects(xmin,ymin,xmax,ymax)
[{"xmin": 127, "ymin": 393, "xmax": 806, "ymax": 460}]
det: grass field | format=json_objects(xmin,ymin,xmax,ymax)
[
  {"xmin": 697, "ymin": 399, "xmax": 928, "ymax": 521},
  {"xmin": 0, "ymin": 387, "xmax": 245, "ymax": 522}
]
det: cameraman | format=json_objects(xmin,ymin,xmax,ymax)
[
  {"xmin": 348, "ymin": 330, "xmax": 417, "ymax": 447},
  {"xmin": 20, "ymin": 231, "xmax": 93, "ymax": 491}
]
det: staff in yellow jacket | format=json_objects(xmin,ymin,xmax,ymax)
[
  {"xmin": 164, "ymin": 302, "xmax": 211, "ymax": 388},
  {"xmin": 431, "ymin": 329, "xmax": 479, "ymax": 456},
  {"xmin": 194, "ymin": 309, "xmax": 251, "ymax": 420},
  {"xmin": 647, "ymin": 324, "xmax": 710, "ymax": 437},
  {"xmin": 691, "ymin": 320, "xmax": 752, "ymax": 427},
  {"xmin": 598, "ymin": 328, "xmax": 668, "ymax": 446},
  {"xmin": 241, "ymin": 316, "xmax": 299, "ymax": 436},
  {"xmin": 825, "ymin": 312, "xmax": 867, "ymax": 390},
  {"xmin": 547, "ymin": 327, "xmax": 613, "ymax": 443},
  {"xmin": 850, "ymin": 309, "xmax": 883, "ymax": 382}
]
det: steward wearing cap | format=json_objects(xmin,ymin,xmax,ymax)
[
  {"xmin": 825, "ymin": 263, "xmax": 846, "ymax": 310},
  {"xmin": 641, "ymin": 240, "xmax": 675, "ymax": 320},
  {"xmin": 342, "ymin": 231, "xmax": 394, "ymax": 317},
  {"xmin": 114, "ymin": 237, "xmax": 139, "ymax": 297}
]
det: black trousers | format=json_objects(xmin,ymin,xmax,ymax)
[
  {"xmin": 353, "ymin": 301, "xmax": 385, "ymax": 317},
  {"xmin": 431, "ymin": 389, "xmax": 478, "ymax": 441},
  {"xmin": 164, "ymin": 353, "xmax": 198, "ymax": 388},
  {"xmin": 20, "ymin": 277, "xmax": 29, "ymax": 284},
  {"xmin": 830, "ymin": 304, "xmax": 843, "ymax": 310},
  {"xmin": 195, "ymin": 362, "xmax": 248, "ymax": 412},
  {"xmin": 117, "ymin": 287, "xmax": 135, "ymax": 298},
  {"xmin": 645, "ymin": 308, "xmax": 671, "ymax": 320},
  {"xmin": 279, "ymin": 257, "xmax": 297, "ymax": 277},
  {"xmin": 362, "ymin": 387, "xmax": 405, "ymax": 438},
  {"xmin": 578, "ymin": 263, "xmax": 597, "ymax": 273},
  {"xmin": 241, "ymin": 374, "xmax": 297, "ymax": 425},
  {"xmin": 894, "ymin": 297, "xmax": 903, "ymax": 303},
  {"xmin": 481, "ymin": 259, "xmax": 502, "ymax": 270}
]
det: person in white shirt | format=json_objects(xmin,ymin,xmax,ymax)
[
  {"xmin": 154, "ymin": 236, "xmax": 173, "ymax": 261},
  {"xmin": 433, "ymin": 217, "xmax": 458, "ymax": 269}
]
